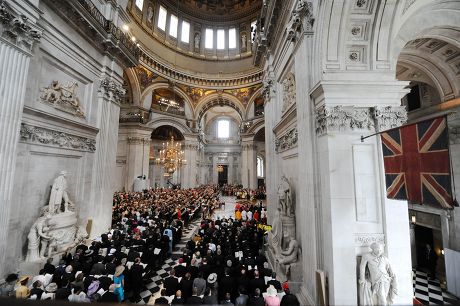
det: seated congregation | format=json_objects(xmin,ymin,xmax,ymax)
[{"xmin": 0, "ymin": 185, "xmax": 299, "ymax": 306}]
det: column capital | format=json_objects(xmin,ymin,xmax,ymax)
[
  {"xmin": 0, "ymin": 1, "xmax": 42, "ymax": 53},
  {"xmin": 127, "ymin": 136, "xmax": 151, "ymax": 145},
  {"xmin": 99, "ymin": 77, "xmax": 126, "ymax": 105}
]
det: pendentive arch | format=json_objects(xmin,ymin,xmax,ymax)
[
  {"xmin": 147, "ymin": 117, "xmax": 193, "ymax": 136},
  {"xmin": 195, "ymin": 92, "xmax": 246, "ymax": 123}
]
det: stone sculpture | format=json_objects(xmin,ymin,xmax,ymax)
[
  {"xmin": 194, "ymin": 32, "xmax": 200, "ymax": 50},
  {"xmin": 241, "ymin": 33, "xmax": 247, "ymax": 50},
  {"xmin": 147, "ymin": 5, "xmax": 154, "ymax": 24},
  {"xmin": 282, "ymin": 73, "xmax": 296, "ymax": 113},
  {"xmin": 48, "ymin": 170, "xmax": 73, "ymax": 214},
  {"xmin": 40, "ymin": 80, "xmax": 84, "ymax": 117},
  {"xmin": 278, "ymin": 176, "xmax": 294, "ymax": 217},
  {"xmin": 26, "ymin": 171, "xmax": 83, "ymax": 262},
  {"xmin": 359, "ymin": 242, "xmax": 397, "ymax": 306},
  {"xmin": 276, "ymin": 237, "xmax": 300, "ymax": 280},
  {"xmin": 26, "ymin": 215, "xmax": 52, "ymax": 261}
]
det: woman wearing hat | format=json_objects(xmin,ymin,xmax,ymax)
[
  {"xmin": 113, "ymin": 265, "xmax": 125, "ymax": 302},
  {"xmin": 15, "ymin": 276, "xmax": 30, "ymax": 299},
  {"xmin": 0, "ymin": 273, "xmax": 18, "ymax": 297},
  {"xmin": 264, "ymin": 285, "xmax": 280, "ymax": 306},
  {"xmin": 41, "ymin": 282, "xmax": 57, "ymax": 300}
]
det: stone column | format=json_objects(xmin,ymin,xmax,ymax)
[
  {"xmin": 212, "ymin": 154, "xmax": 218, "ymax": 184},
  {"xmin": 312, "ymin": 81, "xmax": 412, "ymax": 305},
  {"xmin": 0, "ymin": 1, "xmax": 41, "ymax": 276},
  {"xmin": 125, "ymin": 133, "xmax": 151, "ymax": 190},
  {"xmin": 181, "ymin": 140, "xmax": 198, "ymax": 188},
  {"xmin": 241, "ymin": 140, "xmax": 257, "ymax": 188},
  {"xmin": 228, "ymin": 153, "xmax": 234, "ymax": 184}
]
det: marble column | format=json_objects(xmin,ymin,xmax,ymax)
[
  {"xmin": 125, "ymin": 132, "xmax": 151, "ymax": 191},
  {"xmin": 312, "ymin": 81, "xmax": 412, "ymax": 305},
  {"xmin": 228, "ymin": 153, "xmax": 234, "ymax": 184},
  {"xmin": 0, "ymin": 1, "xmax": 41, "ymax": 276},
  {"xmin": 212, "ymin": 154, "xmax": 218, "ymax": 184},
  {"xmin": 181, "ymin": 140, "xmax": 198, "ymax": 188}
]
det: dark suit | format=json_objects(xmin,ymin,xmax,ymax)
[
  {"xmin": 219, "ymin": 275, "xmax": 235, "ymax": 301},
  {"xmin": 186, "ymin": 295, "xmax": 203, "ymax": 304},
  {"xmin": 155, "ymin": 296, "xmax": 170, "ymax": 305},
  {"xmin": 249, "ymin": 277, "xmax": 266, "ymax": 295},
  {"xmin": 247, "ymin": 296, "xmax": 265, "ymax": 306},
  {"xmin": 180, "ymin": 277, "xmax": 194, "ymax": 300},
  {"xmin": 164, "ymin": 276, "xmax": 179, "ymax": 297},
  {"xmin": 99, "ymin": 291, "xmax": 118, "ymax": 303}
]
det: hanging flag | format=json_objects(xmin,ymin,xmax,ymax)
[{"xmin": 381, "ymin": 116, "xmax": 454, "ymax": 209}]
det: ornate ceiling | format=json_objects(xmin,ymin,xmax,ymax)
[{"xmin": 162, "ymin": 0, "xmax": 262, "ymax": 22}]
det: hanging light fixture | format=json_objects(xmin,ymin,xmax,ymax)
[
  {"xmin": 217, "ymin": 165, "xmax": 224, "ymax": 173},
  {"xmin": 155, "ymin": 135, "xmax": 186, "ymax": 176}
]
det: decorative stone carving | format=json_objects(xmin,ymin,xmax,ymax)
[
  {"xmin": 354, "ymin": 233, "xmax": 385, "ymax": 247},
  {"xmin": 275, "ymin": 128, "xmax": 298, "ymax": 153},
  {"xmin": 262, "ymin": 77, "xmax": 275, "ymax": 100},
  {"xmin": 359, "ymin": 242, "xmax": 397, "ymax": 306},
  {"xmin": 287, "ymin": 0, "xmax": 314, "ymax": 41},
  {"xmin": 0, "ymin": 1, "xmax": 42, "ymax": 52},
  {"xmin": 315, "ymin": 105, "xmax": 375, "ymax": 135},
  {"xmin": 127, "ymin": 137, "xmax": 151, "ymax": 145},
  {"xmin": 373, "ymin": 106, "xmax": 407, "ymax": 132},
  {"xmin": 282, "ymin": 73, "xmax": 296, "ymax": 113},
  {"xmin": 100, "ymin": 78, "xmax": 126, "ymax": 103},
  {"xmin": 26, "ymin": 171, "xmax": 88, "ymax": 261},
  {"xmin": 19, "ymin": 123, "xmax": 96, "ymax": 152},
  {"xmin": 40, "ymin": 81, "xmax": 85, "ymax": 117},
  {"xmin": 449, "ymin": 126, "xmax": 460, "ymax": 145}
]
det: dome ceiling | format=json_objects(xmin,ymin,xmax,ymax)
[{"xmin": 164, "ymin": 0, "xmax": 262, "ymax": 22}]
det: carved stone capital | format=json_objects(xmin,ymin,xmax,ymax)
[
  {"xmin": 0, "ymin": 1, "xmax": 42, "ymax": 52},
  {"xmin": 315, "ymin": 105, "xmax": 375, "ymax": 135},
  {"xmin": 450, "ymin": 126, "xmax": 460, "ymax": 145},
  {"xmin": 127, "ymin": 137, "xmax": 151, "ymax": 145},
  {"xmin": 99, "ymin": 78, "xmax": 126, "ymax": 103},
  {"xmin": 275, "ymin": 127, "xmax": 298, "ymax": 153},
  {"xmin": 372, "ymin": 106, "xmax": 407, "ymax": 132},
  {"xmin": 20, "ymin": 123, "xmax": 96, "ymax": 152},
  {"xmin": 286, "ymin": 0, "xmax": 314, "ymax": 42}
]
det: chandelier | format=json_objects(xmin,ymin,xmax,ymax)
[
  {"xmin": 155, "ymin": 136, "xmax": 186, "ymax": 177},
  {"xmin": 217, "ymin": 165, "xmax": 224, "ymax": 173}
]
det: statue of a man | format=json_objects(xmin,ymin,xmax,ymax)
[
  {"xmin": 277, "ymin": 176, "xmax": 293, "ymax": 217},
  {"xmin": 359, "ymin": 242, "xmax": 397, "ymax": 306},
  {"xmin": 26, "ymin": 215, "xmax": 52, "ymax": 261},
  {"xmin": 48, "ymin": 171, "xmax": 71, "ymax": 214},
  {"xmin": 276, "ymin": 237, "xmax": 299, "ymax": 281}
]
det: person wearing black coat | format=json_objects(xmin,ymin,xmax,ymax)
[
  {"xmin": 99, "ymin": 284, "xmax": 118, "ymax": 303},
  {"xmin": 280, "ymin": 289, "xmax": 300, "ymax": 306},
  {"xmin": 180, "ymin": 272, "xmax": 194, "ymax": 301},
  {"xmin": 186, "ymin": 287, "xmax": 203, "ymax": 305},
  {"xmin": 248, "ymin": 270, "xmax": 266, "ymax": 296},
  {"xmin": 155, "ymin": 289, "xmax": 170, "ymax": 305},
  {"xmin": 219, "ymin": 269, "xmax": 235, "ymax": 301},
  {"xmin": 130, "ymin": 258, "xmax": 145, "ymax": 301},
  {"xmin": 247, "ymin": 288, "xmax": 265, "ymax": 306},
  {"xmin": 164, "ymin": 269, "xmax": 179, "ymax": 297}
]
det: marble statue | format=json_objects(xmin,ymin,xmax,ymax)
[
  {"xmin": 26, "ymin": 215, "xmax": 53, "ymax": 261},
  {"xmin": 40, "ymin": 80, "xmax": 84, "ymax": 117},
  {"xmin": 147, "ymin": 5, "xmax": 154, "ymax": 24},
  {"xmin": 241, "ymin": 33, "xmax": 247, "ymax": 49},
  {"xmin": 278, "ymin": 176, "xmax": 294, "ymax": 217},
  {"xmin": 48, "ymin": 170, "xmax": 72, "ymax": 214},
  {"xmin": 268, "ymin": 207, "xmax": 282, "ymax": 255},
  {"xmin": 282, "ymin": 73, "xmax": 296, "ymax": 113},
  {"xmin": 194, "ymin": 32, "xmax": 200, "ymax": 50},
  {"xmin": 359, "ymin": 242, "xmax": 397, "ymax": 306},
  {"xmin": 276, "ymin": 237, "xmax": 300, "ymax": 281}
]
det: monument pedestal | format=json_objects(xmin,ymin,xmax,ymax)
[{"xmin": 47, "ymin": 211, "xmax": 78, "ymax": 253}]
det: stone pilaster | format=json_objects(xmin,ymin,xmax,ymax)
[
  {"xmin": 88, "ymin": 77, "xmax": 125, "ymax": 236},
  {"xmin": 181, "ymin": 139, "xmax": 199, "ymax": 188},
  {"xmin": 0, "ymin": 0, "xmax": 41, "ymax": 276}
]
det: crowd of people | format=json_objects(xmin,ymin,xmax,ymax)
[
  {"xmin": 0, "ymin": 184, "xmax": 298, "ymax": 305},
  {"xmin": 220, "ymin": 185, "xmax": 266, "ymax": 201}
]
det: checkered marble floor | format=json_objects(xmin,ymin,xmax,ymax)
[
  {"xmin": 137, "ymin": 218, "xmax": 201, "ymax": 304},
  {"xmin": 413, "ymin": 269, "xmax": 459, "ymax": 305}
]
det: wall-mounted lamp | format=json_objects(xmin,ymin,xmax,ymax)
[
  {"xmin": 441, "ymin": 249, "xmax": 445, "ymax": 255},
  {"xmin": 411, "ymin": 215, "xmax": 416, "ymax": 224}
]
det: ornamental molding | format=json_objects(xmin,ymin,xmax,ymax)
[
  {"xmin": 354, "ymin": 233, "xmax": 385, "ymax": 247},
  {"xmin": 373, "ymin": 106, "xmax": 407, "ymax": 132},
  {"xmin": 0, "ymin": 1, "xmax": 42, "ymax": 52},
  {"xmin": 286, "ymin": 0, "xmax": 314, "ymax": 42},
  {"xmin": 100, "ymin": 78, "xmax": 126, "ymax": 103},
  {"xmin": 40, "ymin": 81, "xmax": 85, "ymax": 117},
  {"xmin": 315, "ymin": 105, "xmax": 375, "ymax": 135},
  {"xmin": 450, "ymin": 126, "xmax": 460, "ymax": 145},
  {"xmin": 127, "ymin": 137, "xmax": 151, "ymax": 145},
  {"xmin": 19, "ymin": 123, "xmax": 96, "ymax": 152},
  {"xmin": 262, "ymin": 76, "xmax": 276, "ymax": 102},
  {"xmin": 282, "ymin": 73, "xmax": 296, "ymax": 113},
  {"xmin": 275, "ymin": 127, "xmax": 298, "ymax": 153}
]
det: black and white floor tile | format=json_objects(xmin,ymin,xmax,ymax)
[
  {"xmin": 413, "ymin": 269, "xmax": 459, "ymax": 305},
  {"xmin": 137, "ymin": 218, "xmax": 202, "ymax": 304}
]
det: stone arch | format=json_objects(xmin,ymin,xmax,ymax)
[
  {"xmin": 147, "ymin": 116, "xmax": 193, "ymax": 135},
  {"xmin": 124, "ymin": 68, "xmax": 141, "ymax": 106},
  {"xmin": 140, "ymin": 82, "xmax": 195, "ymax": 118},
  {"xmin": 195, "ymin": 92, "xmax": 246, "ymax": 123},
  {"xmin": 245, "ymin": 87, "xmax": 264, "ymax": 119},
  {"xmin": 246, "ymin": 117, "xmax": 265, "ymax": 135}
]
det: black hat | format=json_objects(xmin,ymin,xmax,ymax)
[{"xmin": 5, "ymin": 273, "xmax": 18, "ymax": 282}]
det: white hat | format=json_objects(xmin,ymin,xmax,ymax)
[
  {"xmin": 207, "ymin": 273, "xmax": 217, "ymax": 284},
  {"xmin": 266, "ymin": 285, "xmax": 277, "ymax": 297}
]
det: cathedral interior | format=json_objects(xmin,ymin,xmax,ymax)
[{"xmin": 1, "ymin": 0, "xmax": 460, "ymax": 305}]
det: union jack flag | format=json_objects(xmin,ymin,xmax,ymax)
[{"xmin": 381, "ymin": 116, "xmax": 454, "ymax": 209}]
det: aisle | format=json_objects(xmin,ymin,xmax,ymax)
[{"xmin": 138, "ymin": 195, "xmax": 237, "ymax": 304}]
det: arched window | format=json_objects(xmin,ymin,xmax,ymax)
[
  {"xmin": 217, "ymin": 120, "xmax": 229, "ymax": 138},
  {"xmin": 257, "ymin": 156, "xmax": 264, "ymax": 177}
]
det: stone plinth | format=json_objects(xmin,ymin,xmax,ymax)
[{"xmin": 47, "ymin": 211, "xmax": 78, "ymax": 252}]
